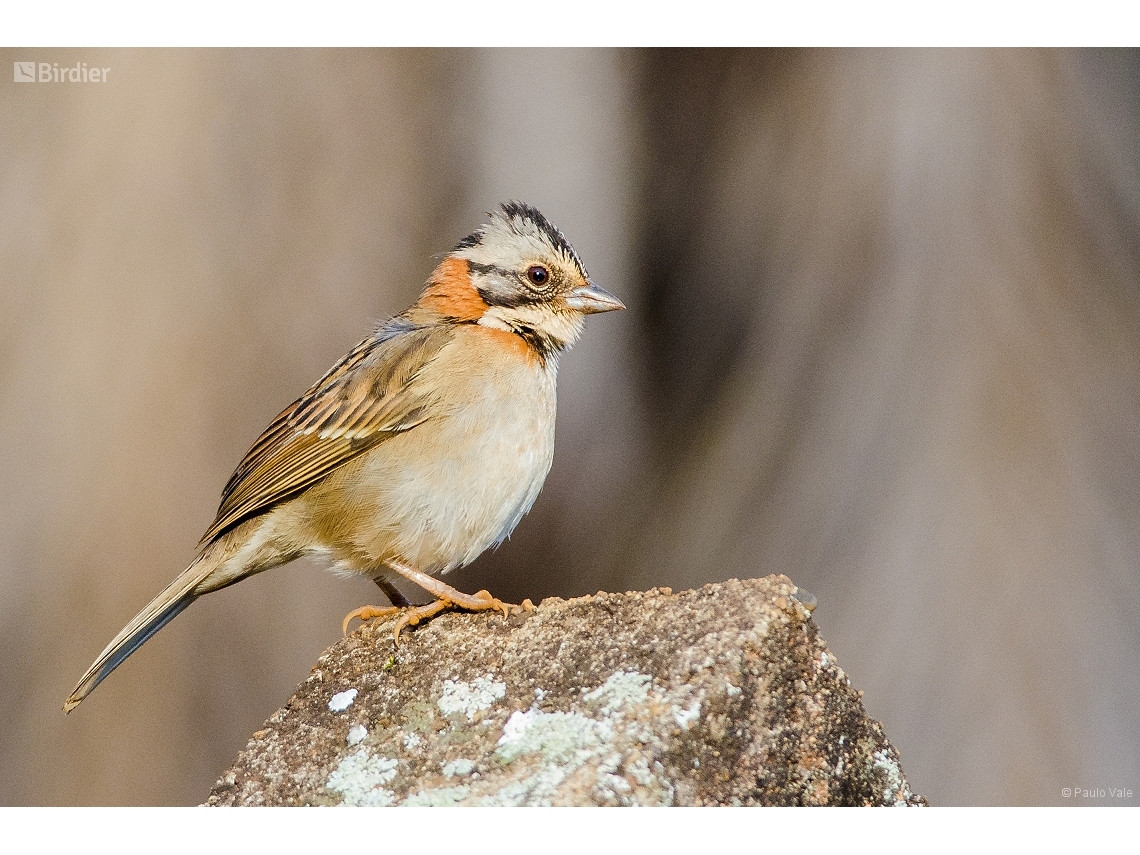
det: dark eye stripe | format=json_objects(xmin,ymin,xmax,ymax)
[
  {"xmin": 468, "ymin": 261, "xmax": 511, "ymax": 278},
  {"xmin": 469, "ymin": 261, "xmax": 552, "ymax": 308}
]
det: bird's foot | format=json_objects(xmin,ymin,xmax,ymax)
[
  {"xmin": 342, "ymin": 604, "xmax": 401, "ymax": 636},
  {"xmin": 344, "ymin": 593, "xmax": 537, "ymax": 639},
  {"xmin": 391, "ymin": 590, "xmax": 531, "ymax": 645},
  {"xmin": 351, "ymin": 560, "xmax": 541, "ymax": 644},
  {"xmin": 391, "ymin": 599, "xmax": 450, "ymax": 644}
]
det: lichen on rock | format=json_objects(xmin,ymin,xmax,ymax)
[{"xmin": 205, "ymin": 575, "xmax": 926, "ymax": 806}]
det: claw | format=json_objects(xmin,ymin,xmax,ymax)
[
  {"xmin": 472, "ymin": 589, "xmax": 511, "ymax": 618},
  {"xmin": 342, "ymin": 604, "xmax": 400, "ymax": 636},
  {"xmin": 392, "ymin": 600, "xmax": 448, "ymax": 645}
]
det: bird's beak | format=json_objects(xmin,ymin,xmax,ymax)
[{"xmin": 565, "ymin": 282, "xmax": 626, "ymax": 314}]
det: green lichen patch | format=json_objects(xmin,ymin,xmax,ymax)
[{"xmin": 325, "ymin": 750, "xmax": 398, "ymax": 806}]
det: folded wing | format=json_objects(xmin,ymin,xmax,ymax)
[{"xmin": 199, "ymin": 319, "xmax": 454, "ymax": 546}]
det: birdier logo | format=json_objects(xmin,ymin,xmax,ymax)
[{"xmin": 13, "ymin": 61, "xmax": 110, "ymax": 83}]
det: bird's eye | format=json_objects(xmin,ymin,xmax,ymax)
[{"xmin": 526, "ymin": 265, "xmax": 549, "ymax": 287}]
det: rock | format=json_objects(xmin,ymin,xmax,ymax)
[{"xmin": 205, "ymin": 575, "xmax": 925, "ymax": 806}]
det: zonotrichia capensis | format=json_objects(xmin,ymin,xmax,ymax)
[{"xmin": 64, "ymin": 202, "xmax": 623, "ymax": 713}]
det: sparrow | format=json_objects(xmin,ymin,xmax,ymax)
[{"xmin": 64, "ymin": 201, "xmax": 624, "ymax": 713}]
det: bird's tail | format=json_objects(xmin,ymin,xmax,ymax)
[{"xmin": 63, "ymin": 556, "xmax": 215, "ymax": 713}]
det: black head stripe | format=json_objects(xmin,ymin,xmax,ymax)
[
  {"xmin": 454, "ymin": 230, "xmax": 483, "ymax": 250},
  {"xmin": 499, "ymin": 201, "xmax": 589, "ymax": 280}
]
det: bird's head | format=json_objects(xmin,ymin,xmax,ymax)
[{"xmin": 413, "ymin": 202, "xmax": 624, "ymax": 360}]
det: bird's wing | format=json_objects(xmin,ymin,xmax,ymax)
[{"xmin": 198, "ymin": 319, "xmax": 454, "ymax": 546}]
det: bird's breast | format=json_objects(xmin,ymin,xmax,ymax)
[{"xmin": 311, "ymin": 325, "xmax": 558, "ymax": 574}]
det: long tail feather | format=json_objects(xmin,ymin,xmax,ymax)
[{"xmin": 63, "ymin": 558, "xmax": 213, "ymax": 713}]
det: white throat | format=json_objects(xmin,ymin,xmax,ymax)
[{"xmin": 478, "ymin": 304, "xmax": 585, "ymax": 350}]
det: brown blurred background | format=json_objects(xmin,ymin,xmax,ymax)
[{"xmin": 1, "ymin": 48, "xmax": 1138, "ymax": 806}]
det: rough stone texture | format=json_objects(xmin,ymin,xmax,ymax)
[{"xmin": 205, "ymin": 575, "xmax": 925, "ymax": 806}]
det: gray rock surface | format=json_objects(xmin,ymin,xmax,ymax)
[{"xmin": 205, "ymin": 575, "xmax": 925, "ymax": 806}]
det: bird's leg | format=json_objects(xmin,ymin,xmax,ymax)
[
  {"xmin": 343, "ymin": 560, "xmax": 536, "ymax": 643},
  {"xmin": 373, "ymin": 576, "xmax": 412, "ymax": 608},
  {"xmin": 387, "ymin": 560, "xmax": 514, "ymax": 615},
  {"xmin": 385, "ymin": 560, "xmax": 533, "ymax": 645},
  {"xmin": 341, "ymin": 575, "xmax": 413, "ymax": 634}
]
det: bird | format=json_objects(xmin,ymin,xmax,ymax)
[{"xmin": 64, "ymin": 201, "xmax": 624, "ymax": 714}]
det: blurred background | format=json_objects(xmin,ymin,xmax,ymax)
[{"xmin": 1, "ymin": 48, "xmax": 1138, "ymax": 806}]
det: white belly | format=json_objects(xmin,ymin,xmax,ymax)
[{"xmin": 346, "ymin": 333, "xmax": 558, "ymax": 574}]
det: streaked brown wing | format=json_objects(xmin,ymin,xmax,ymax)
[{"xmin": 198, "ymin": 319, "xmax": 454, "ymax": 546}]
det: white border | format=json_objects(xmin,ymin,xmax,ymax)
[
  {"xmin": 5, "ymin": 805, "xmax": 1139, "ymax": 852},
  {"xmin": 3, "ymin": 1, "xmax": 1140, "ymax": 47}
]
